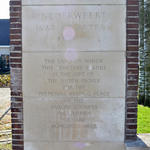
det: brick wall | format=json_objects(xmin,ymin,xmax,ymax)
[
  {"xmin": 9, "ymin": 0, "xmax": 139, "ymax": 149},
  {"xmin": 126, "ymin": 0, "xmax": 139, "ymax": 141},
  {"xmin": 10, "ymin": 0, "xmax": 23, "ymax": 150}
]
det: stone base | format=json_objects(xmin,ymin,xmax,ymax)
[
  {"xmin": 24, "ymin": 141, "xmax": 125, "ymax": 150},
  {"xmin": 24, "ymin": 140, "xmax": 150, "ymax": 150}
]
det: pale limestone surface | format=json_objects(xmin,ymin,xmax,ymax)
[
  {"xmin": 23, "ymin": 52, "xmax": 126, "ymax": 98},
  {"xmin": 22, "ymin": 0, "xmax": 126, "ymax": 149},
  {"xmin": 24, "ymin": 98, "xmax": 125, "ymax": 142},
  {"xmin": 22, "ymin": 0, "xmax": 126, "ymax": 5},
  {"xmin": 25, "ymin": 142, "xmax": 125, "ymax": 150},
  {"xmin": 22, "ymin": 5, "xmax": 126, "ymax": 52}
]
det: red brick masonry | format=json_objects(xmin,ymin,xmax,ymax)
[
  {"xmin": 126, "ymin": 0, "xmax": 139, "ymax": 141},
  {"xmin": 10, "ymin": 0, "xmax": 139, "ymax": 149},
  {"xmin": 10, "ymin": 0, "xmax": 23, "ymax": 150}
]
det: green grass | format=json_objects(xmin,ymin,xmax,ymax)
[{"xmin": 137, "ymin": 105, "xmax": 150, "ymax": 133}]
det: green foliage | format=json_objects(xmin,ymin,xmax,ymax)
[
  {"xmin": 0, "ymin": 144, "xmax": 12, "ymax": 150},
  {"xmin": 0, "ymin": 56, "xmax": 10, "ymax": 75},
  {"xmin": 137, "ymin": 105, "xmax": 150, "ymax": 133},
  {"xmin": 139, "ymin": 0, "xmax": 150, "ymax": 107},
  {"xmin": 0, "ymin": 75, "xmax": 10, "ymax": 87}
]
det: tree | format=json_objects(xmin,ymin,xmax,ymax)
[{"xmin": 139, "ymin": 0, "xmax": 150, "ymax": 106}]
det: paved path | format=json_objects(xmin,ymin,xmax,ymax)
[
  {"xmin": 0, "ymin": 88, "xmax": 10, "ymax": 115},
  {"xmin": 138, "ymin": 134, "xmax": 150, "ymax": 147}
]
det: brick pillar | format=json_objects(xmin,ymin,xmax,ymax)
[
  {"xmin": 125, "ymin": 0, "xmax": 139, "ymax": 141},
  {"xmin": 9, "ymin": 0, "xmax": 139, "ymax": 149},
  {"xmin": 10, "ymin": 0, "xmax": 24, "ymax": 149}
]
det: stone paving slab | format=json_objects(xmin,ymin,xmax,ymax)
[{"xmin": 138, "ymin": 134, "xmax": 150, "ymax": 147}]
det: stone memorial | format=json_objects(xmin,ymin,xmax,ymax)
[
  {"xmin": 10, "ymin": 0, "xmax": 139, "ymax": 150},
  {"xmin": 22, "ymin": 0, "xmax": 126, "ymax": 150}
]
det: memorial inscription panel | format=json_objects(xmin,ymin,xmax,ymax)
[
  {"xmin": 22, "ymin": 5, "xmax": 126, "ymax": 51},
  {"xmin": 24, "ymin": 98, "xmax": 125, "ymax": 142},
  {"xmin": 23, "ymin": 52, "xmax": 125, "ymax": 98},
  {"xmin": 22, "ymin": 0, "xmax": 126, "ymax": 149}
]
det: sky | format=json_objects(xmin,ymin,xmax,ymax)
[{"xmin": 0, "ymin": 0, "xmax": 10, "ymax": 19}]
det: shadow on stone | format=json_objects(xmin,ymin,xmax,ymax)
[{"xmin": 126, "ymin": 135, "xmax": 150, "ymax": 150}]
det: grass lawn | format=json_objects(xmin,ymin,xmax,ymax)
[{"xmin": 137, "ymin": 105, "xmax": 150, "ymax": 133}]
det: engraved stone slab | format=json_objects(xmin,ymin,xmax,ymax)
[
  {"xmin": 23, "ymin": 52, "xmax": 126, "ymax": 98},
  {"xmin": 22, "ymin": 0, "xmax": 127, "ymax": 149},
  {"xmin": 22, "ymin": 5, "xmax": 126, "ymax": 52},
  {"xmin": 22, "ymin": 0, "xmax": 126, "ymax": 5},
  {"xmin": 24, "ymin": 98, "xmax": 125, "ymax": 142}
]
